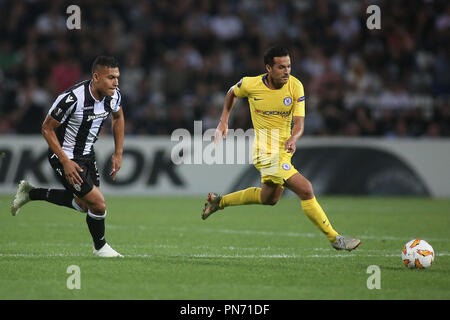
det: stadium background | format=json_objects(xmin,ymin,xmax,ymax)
[
  {"xmin": 0, "ymin": 0, "xmax": 449, "ymax": 197},
  {"xmin": 1, "ymin": 0, "xmax": 450, "ymax": 303}
]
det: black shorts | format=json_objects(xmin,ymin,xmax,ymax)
[{"xmin": 48, "ymin": 152, "xmax": 100, "ymax": 198}]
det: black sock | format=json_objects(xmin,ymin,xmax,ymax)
[
  {"xmin": 29, "ymin": 188, "xmax": 75, "ymax": 210},
  {"xmin": 86, "ymin": 214, "xmax": 106, "ymax": 250}
]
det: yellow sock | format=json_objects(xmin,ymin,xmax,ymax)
[
  {"xmin": 301, "ymin": 197, "xmax": 339, "ymax": 242},
  {"xmin": 219, "ymin": 187, "xmax": 262, "ymax": 208}
]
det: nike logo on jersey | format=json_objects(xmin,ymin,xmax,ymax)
[
  {"xmin": 66, "ymin": 95, "xmax": 74, "ymax": 103},
  {"xmin": 254, "ymin": 98, "xmax": 263, "ymax": 101}
]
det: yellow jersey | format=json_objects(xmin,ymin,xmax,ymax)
[{"xmin": 233, "ymin": 74, "xmax": 305, "ymax": 168}]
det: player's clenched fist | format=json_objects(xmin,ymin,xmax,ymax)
[{"xmin": 285, "ymin": 136, "xmax": 297, "ymax": 154}]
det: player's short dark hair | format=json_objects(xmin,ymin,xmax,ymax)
[
  {"xmin": 264, "ymin": 46, "xmax": 290, "ymax": 67},
  {"xmin": 91, "ymin": 56, "xmax": 119, "ymax": 74}
]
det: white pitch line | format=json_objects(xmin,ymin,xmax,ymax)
[
  {"xmin": 2, "ymin": 241, "xmax": 450, "ymax": 257},
  {"xmin": 0, "ymin": 243, "xmax": 432, "ymax": 254},
  {"xmin": 1, "ymin": 252, "xmax": 449, "ymax": 259},
  {"xmin": 0, "ymin": 253, "xmax": 88, "ymax": 258}
]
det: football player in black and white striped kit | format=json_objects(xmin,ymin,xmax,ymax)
[{"xmin": 11, "ymin": 56, "xmax": 125, "ymax": 257}]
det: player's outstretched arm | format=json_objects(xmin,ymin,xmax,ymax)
[
  {"xmin": 110, "ymin": 107, "xmax": 124, "ymax": 181},
  {"xmin": 285, "ymin": 116, "xmax": 304, "ymax": 154},
  {"xmin": 214, "ymin": 86, "xmax": 238, "ymax": 144}
]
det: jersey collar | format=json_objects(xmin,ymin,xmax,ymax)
[
  {"xmin": 261, "ymin": 74, "xmax": 287, "ymax": 90},
  {"xmin": 88, "ymin": 80, "xmax": 105, "ymax": 102},
  {"xmin": 262, "ymin": 74, "xmax": 270, "ymax": 88}
]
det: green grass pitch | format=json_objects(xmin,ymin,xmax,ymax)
[{"xmin": 0, "ymin": 195, "xmax": 449, "ymax": 300}]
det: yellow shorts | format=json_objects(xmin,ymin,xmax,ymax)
[{"xmin": 254, "ymin": 154, "xmax": 298, "ymax": 186}]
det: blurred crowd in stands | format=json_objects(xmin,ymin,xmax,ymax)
[{"xmin": 0, "ymin": 0, "xmax": 449, "ymax": 137}]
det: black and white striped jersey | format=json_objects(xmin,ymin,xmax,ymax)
[{"xmin": 48, "ymin": 80, "xmax": 122, "ymax": 159}]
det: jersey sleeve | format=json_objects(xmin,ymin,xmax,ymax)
[
  {"xmin": 233, "ymin": 77, "xmax": 249, "ymax": 98},
  {"xmin": 48, "ymin": 92, "xmax": 77, "ymax": 122},
  {"xmin": 292, "ymin": 81, "xmax": 305, "ymax": 117}
]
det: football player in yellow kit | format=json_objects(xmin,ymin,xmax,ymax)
[{"xmin": 202, "ymin": 46, "xmax": 360, "ymax": 251}]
